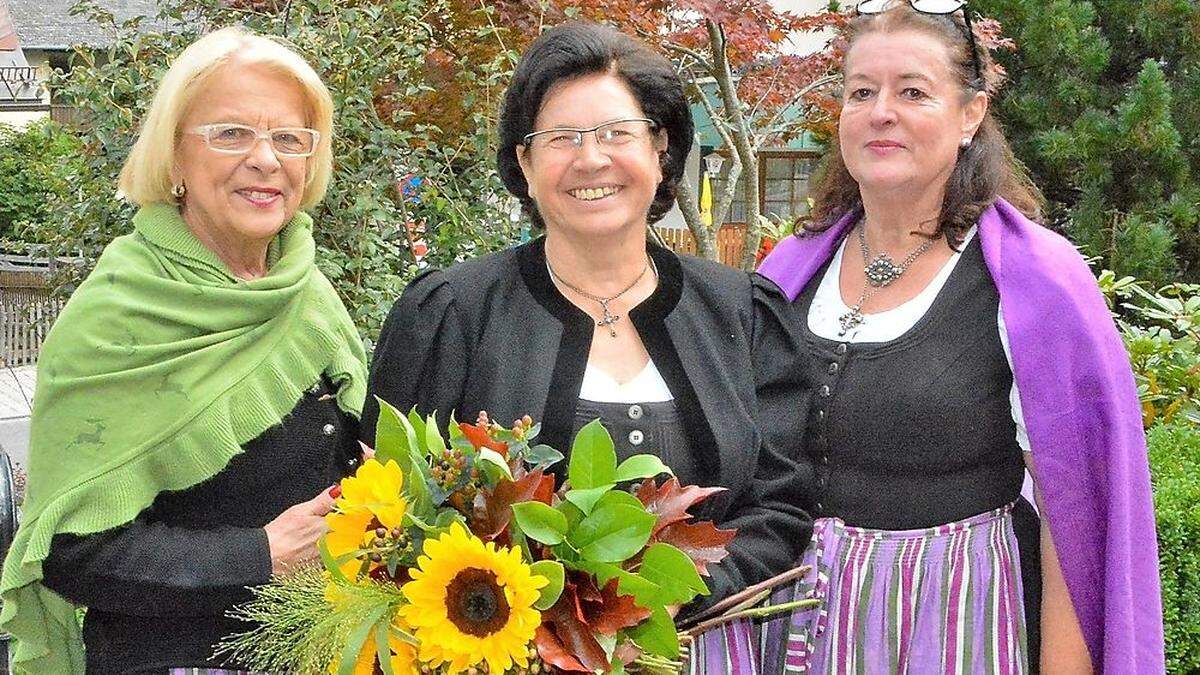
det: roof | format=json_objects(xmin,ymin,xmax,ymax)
[
  {"xmin": 0, "ymin": 0, "xmax": 18, "ymax": 50},
  {"xmin": 9, "ymin": 0, "xmax": 163, "ymax": 50}
]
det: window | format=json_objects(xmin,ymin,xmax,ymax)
[{"xmin": 706, "ymin": 152, "xmax": 820, "ymax": 226}]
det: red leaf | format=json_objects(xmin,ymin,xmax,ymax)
[
  {"xmin": 459, "ymin": 420, "xmax": 509, "ymax": 457},
  {"xmin": 534, "ymin": 625, "xmax": 588, "ymax": 672},
  {"xmin": 472, "ymin": 468, "xmax": 555, "ymax": 542},
  {"xmin": 636, "ymin": 478, "xmax": 726, "ymax": 536},
  {"xmin": 539, "ymin": 584, "xmax": 611, "ymax": 672},
  {"xmin": 655, "ymin": 521, "xmax": 736, "ymax": 576},
  {"xmin": 587, "ymin": 579, "xmax": 652, "ymax": 636}
]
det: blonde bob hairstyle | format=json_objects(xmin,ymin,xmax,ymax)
[{"xmin": 118, "ymin": 26, "xmax": 334, "ymax": 209}]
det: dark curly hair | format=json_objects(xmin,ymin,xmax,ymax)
[
  {"xmin": 496, "ymin": 22, "xmax": 694, "ymax": 228},
  {"xmin": 806, "ymin": 4, "xmax": 1043, "ymax": 244}
]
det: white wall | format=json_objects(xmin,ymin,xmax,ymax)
[{"xmin": 0, "ymin": 50, "xmax": 50, "ymax": 128}]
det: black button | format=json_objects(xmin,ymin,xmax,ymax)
[
  {"xmin": 828, "ymin": 362, "xmax": 839, "ymax": 374},
  {"xmin": 819, "ymin": 385, "xmax": 831, "ymax": 397},
  {"xmin": 816, "ymin": 409, "xmax": 826, "ymax": 421},
  {"xmin": 835, "ymin": 343, "xmax": 848, "ymax": 355}
]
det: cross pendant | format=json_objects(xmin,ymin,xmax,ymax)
[
  {"xmin": 838, "ymin": 307, "xmax": 863, "ymax": 336},
  {"xmin": 597, "ymin": 301, "xmax": 620, "ymax": 338}
]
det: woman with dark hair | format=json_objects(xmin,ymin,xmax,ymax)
[
  {"xmin": 754, "ymin": 2, "xmax": 1162, "ymax": 673},
  {"xmin": 363, "ymin": 20, "xmax": 809, "ymax": 669}
]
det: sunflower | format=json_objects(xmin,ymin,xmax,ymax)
[
  {"xmin": 400, "ymin": 522, "xmax": 547, "ymax": 673},
  {"xmin": 325, "ymin": 458, "xmax": 409, "ymax": 579}
]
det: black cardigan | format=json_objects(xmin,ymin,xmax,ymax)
[
  {"xmin": 363, "ymin": 237, "xmax": 811, "ymax": 612},
  {"xmin": 42, "ymin": 378, "xmax": 363, "ymax": 673}
]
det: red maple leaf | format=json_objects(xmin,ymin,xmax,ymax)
[
  {"xmin": 471, "ymin": 468, "xmax": 555, "ymax": 542},
  {"xmin": 635, "ymin": 478, "xmax": 726, "ymax": 536},
  {"xmin": 655, "ymin": 521, "xmax": 736, "ymax": 576},
  {"xmin": 459, "ymin": 420, "xmax": 510, "ymax": 457},
  {"xmin": 587, "ymin": 579, "xmax": 652, "ymax": 636},
  {"xmin": 536, "ymin": 582, "xmax": 611, "ymax": 672}
]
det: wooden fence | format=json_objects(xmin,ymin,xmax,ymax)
[
  {"xmin": 0, "ymin": 256, "xmax": 69, "ymax": 368},
  {"xmin": 654, "ymin": 223, "xmax": 748, "ymax": 267}
]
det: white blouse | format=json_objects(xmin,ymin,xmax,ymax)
[
  {"xmin": 807, "ymin": 227, "xmax": 1031, "ymax": 453},
  {"xmin": 580, "ymin": 359, "xmax": 674, "ymax": 404}
]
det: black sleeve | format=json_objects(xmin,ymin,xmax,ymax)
[
  {"xmin": 42, "ymin": 520, "xmax": 272, "ymax": 617},
  {"xmin": 361, "ymin": 269, "xmax": 469, "ymax": 446},
  {"xmin": 681, "ymin": 274, "xmax": 813, "ymax": 621},
  {"xmin": 700, "ymin": 428, "xmax": 811, "ymax": 611}
]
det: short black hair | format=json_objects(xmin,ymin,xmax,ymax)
[{"xmin": 496, "ymin": 21, "xmax": 694, "ymax": 228}]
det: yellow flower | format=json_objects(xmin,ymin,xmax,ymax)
[
  {"xmin": 400, "ymin": 522, "xmax": 547, "ymax": 674},
  {"xmin": 325, "ymin": 458, "xmax": 409, "ymax": 579}
]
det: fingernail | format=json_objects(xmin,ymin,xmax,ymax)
[{"xmin": 328, "ymin": 484, "xmax": 341, "ymax": 498}]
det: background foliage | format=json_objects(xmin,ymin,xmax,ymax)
[
  {"xmin": 0, "ymin": 120, "xmax": 83, "ymax": 246},
  {"xmin": 973, "ymin": 0, "xmax": 1200, "ymax": 286},
  {"xmin": 17, "ymin": 0, "xmax": 521, "ymax": 341}
]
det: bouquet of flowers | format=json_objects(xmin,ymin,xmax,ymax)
[{"xmin": 216, "ymin": 401, "xmax": 769, "ymax": 674}]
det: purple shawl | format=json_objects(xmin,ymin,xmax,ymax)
[{"xmin": 757, "ymin": 198, "xmax": 1164, "ymax": 673}]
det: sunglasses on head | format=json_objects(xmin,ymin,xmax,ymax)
[{"xmin": 856, "ymin": 0, "xmax": 984, "ymax": 86}]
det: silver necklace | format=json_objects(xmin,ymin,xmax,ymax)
[
  {"xmin": 546, "ymin": 256, "xmax": 652, "ymax": 337},
  {"xmin": 837, "ymin": 226, "xmax": 937, "ymax": 336}
]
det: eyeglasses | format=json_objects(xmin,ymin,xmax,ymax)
[
  {"xmin": 856, "ymin": 0, "xmax": 984, "ymax": 86},
  {"xmin": 188, "ymin": 123, "xmax": 320, "ymax": 157},
  {"xmin": 523, "ymin": 118, "xmax": 658, "ymax": 152}
]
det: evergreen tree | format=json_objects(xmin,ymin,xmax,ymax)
[{"xmin": 974, "ymin": 0, "xmax": 1200, "ymax": 283}]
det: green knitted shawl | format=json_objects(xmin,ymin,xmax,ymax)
[{"xmin": 0, "ymin": 203, "xmax": 367, "ymax": 673}]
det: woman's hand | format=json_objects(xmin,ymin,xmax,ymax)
[{"xmin": 263, "ymin": 487, "xmax": 337, "ymax": 576}]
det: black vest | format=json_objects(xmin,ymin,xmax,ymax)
[{"xmin": 794, "ymin": 236, "xmax": 1025, "ymax": 529}]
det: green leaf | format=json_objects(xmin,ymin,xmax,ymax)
[
  {"xmin": 629, "ymin": 606, "xmax": 679, "ymax": 659},
  {"xmin": 570, "ymin": 504, "xmax": 656, "ymax": 563},
  {"xmin": 406, "ymin": 409, "xmax": 427, "ymax": 445},
  {"xmin": 338, "ymin": 604, "xmax": 388, "ymax": 675},
  {"xmin": 424, "ymin": 412, "xmax": 446, "ymax": 455},
  {"xmin": 568, "ymin": 419, "xmax": 617, "ymax": 489},
  {"xmin": 477, "ymin": 448, "xmax": 514, "ymax": 481},
  {"xmin": 595, "ymin": 489, "xmax": 645, "ymax": 512},
  {"xmin": 639, "ymin": 543, "xmax": 709, "ymax": 605},
  {"xmin": 565, "ymin": 484, "xmax": 613, "ymax": 515},
  {"xmin": 615, "ymin": 454, "xmax": 674, "ymax": 482},
  {"xmin": 526, "ymin": 443, "xmax": 565, "ymax": 469},
  {"xmin": 374, "ymin": 398, "xmax": 414, "ymax": 465},
  {"xmin": 319, "ymin": 537, "xmax": 349, "ymax": 584},
  {"xmin": 512, "ymin": 501, "xmax": 568, "ymax": 545},
  {"xmin": 374, "ymin": 612, "xmax": 395, "ymax": 675},
  {"xmin": 557, "ymin": 500, "xmax": 585, "ymax": 530},
  {"xmin": 530, "ymin": 560, "xmax": 565, "ymax": 610},
  {"xmin": 575, "ymin": 560, "xmax": 663, "ymax": 608},
  {"xmin": 404, "ymin": 456, "xmax": 434, "ymax": 521}
]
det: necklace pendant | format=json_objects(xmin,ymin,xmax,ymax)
[
  {"xmin": 838, "ymin": 307, "xmax": 864, "ymax": 336},
  {"xmin": 597, "ymin": 301, "xmax": 620, "ymax": 338},
  {"xmin": 864, "ymin": 254, "xmax": 903, "ymax": 287}
]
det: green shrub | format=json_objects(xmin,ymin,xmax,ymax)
[
  {"xmin": 1099, "ymin": 270, "xmax": 1200, "ymax": 427},
  {"xmin": 0, "ymin": 120, "xmax": 83, "ymax": 244},
  {"xmin": 1147, "ymin": 420, "xmax": 1200, "ymax": 672}
]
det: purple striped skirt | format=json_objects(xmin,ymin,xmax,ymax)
[{"xmin": 690, "ymin": 503, "xmax": 1028, "ymax": 674}]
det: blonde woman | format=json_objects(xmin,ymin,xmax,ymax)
[{"xmin": 0, "ymin": 27, "xmax": 367, "ymax": 673}]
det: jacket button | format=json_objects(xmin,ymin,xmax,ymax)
[
  {"xmin": 628, "ymin": 430, "xmax": 644, "ymax": 446},
  {"xmin": 322, "ymin": 423, "xmax": 336, "ymax": 436},
  {"xmin": 628, "ymin": 404, "xmax": 643, "ymax": 420},
  {"xmin": 816, "ymin": 409, "xmax": 826, "ymax": 420},
  {"xmin": 819, "ymin": 385, "xmax": 831, "ymax": 397},
  {"xmin": 346, "ymin": 457, "xmax": 358, "ymax": 468},
  {"xmin": 309, "ymin": 383, "xmax": 322, "ymax": 395},
  {"xmin": 835, "ymin": 343, "xmax": 848, "ymax": 355},
  {"xmin": 828, "ymin": 362, "xmax": 839, "ymax": 374}
]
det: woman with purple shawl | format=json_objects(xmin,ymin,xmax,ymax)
[{"xmin": 749, "ymin": 2, "xmax": 1163, "ymax": 673}]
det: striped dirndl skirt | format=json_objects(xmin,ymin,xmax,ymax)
[{"xmin": 689, "ymin": 503, "xmax": 1028, "ymax": 674}]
